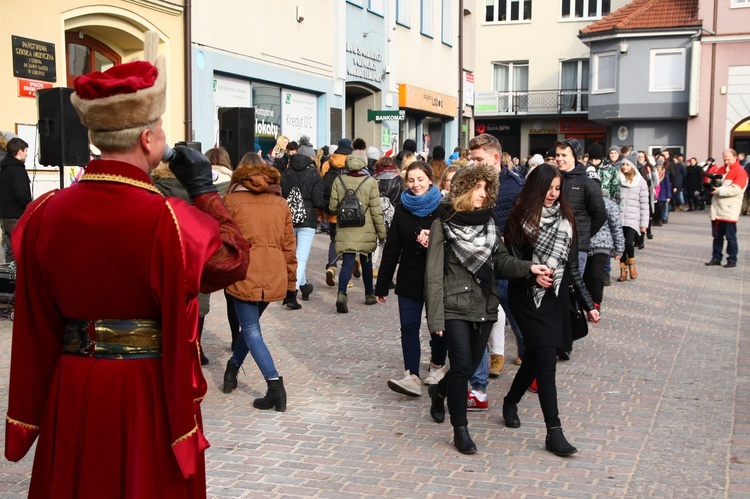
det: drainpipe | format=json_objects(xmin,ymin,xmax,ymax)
[
  {"xmin": 457, "ymin": 0, "xmax": 464, "ymax": 148},
  {"xmin": 184, "ymin": 0, "xmax": 193, "ymax": 141}
]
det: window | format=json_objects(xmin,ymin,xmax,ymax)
[
  {"xmin": 369, "ymin": 0, "xmax": 385, "ymax": 15},
  {"xmin": 397, "ymin": 0, "xmax": 410, "ymax": 26},
  {"xmin": 421, "ymin": 0, "xmax": 433, "ymax": 37},
  {"xmin": 494, "ymin": 61, "xmax": 529, "ymax": 112},
  {"xmin": 485, "ymin": 0, "xmax": 532, "ymax": 23},
  {"xmin": 346, "ymin": 0, "xmax": 364, "ymax": 7},
  {"xmin": 649, "ymin": 49, "xmax": 686, "ymax": 92},
  {"xmin": 65, "ymin": 32, "xmax": 121, "ymax": 88},
  {"xmin": 442, "ymin": 0, "xmax": 452, "ymax": 45},
  {"xmin": 561, "ymin": 0, "xmax": 610, "ymax": 19},
  {"xmin": 732, "ymin": 0, "xmax": 750, "ymax": 7},
  {"xmin": 560, "ymin": 59, "xmax": 589, "ymax": 111},
  {"xmin": 592, "ymin": 51, "xmax": 616, "ymax": 93}
]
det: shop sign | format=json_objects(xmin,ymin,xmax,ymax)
[
  {"xmin": 398, "ymin": 84, "xmax": 458, "ymax": 117},
  {"xmin": 559, "ymin": 118, "xmax": 606, "ymax": 134},
  {"xmin": 18, "ymin": 78, "xmax": 52, "ymax": 98},
  {"xmin": 12, "ymin": 36, "xmax": 56, "ymax": 82},
  {"xmin": 382, "ymin": 127, "xmax": 391, "ymax": 148},
  {"xmin": 464, "ymin": 71, "xmax": 475, "ymax": 107},
  {"xmin": 346, "ymin": 43, "xmax": 384, "ymax": 83},
  {"xmin": 282, "ymin": 88, "xmax": 317, "ymax": 142},
  {"xmin": 475, "ymin": 120, "xmax": 519, "ymax": 135},
  {"xmin": 474, "ymin": 92, "xmax": 498, "ymax": 116},
  {"xmin": 367, "ymin": 109, "xmax": 406, "ymax": 122}
]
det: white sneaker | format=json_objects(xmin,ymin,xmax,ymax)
[
  {"xmin": 423, "ymin": 363, "xmax": 448, "ymax": 386},
  {"xmin": 387, "ymin": 370, "xmax": 421, "ymax": 397}
]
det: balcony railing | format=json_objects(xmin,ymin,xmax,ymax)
[{"xmin": 474, "ymin": 89, "xmax": 589, "ymax": 116}]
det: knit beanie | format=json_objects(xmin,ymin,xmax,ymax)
[
  {"xmin": 588, "ymin": 143, "xmax": 604, "ymax": 161},
  {"xmin": 561, "ymin": 138, "xmax": 582, "ymax": 160}
]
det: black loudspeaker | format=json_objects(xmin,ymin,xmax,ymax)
[
  {"xmin": 37, "ymin": 87, "xmax": 89, "ymax": 166},
  {"xmin": 219, "ymin": 107, "xmax": 255, "ymax": 168}
]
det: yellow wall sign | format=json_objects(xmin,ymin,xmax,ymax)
[{"xmin": 398, "ymin": 84, "xmax": 458, "ymax": 117}]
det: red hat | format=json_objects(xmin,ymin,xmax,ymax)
[{"xmin": 71, "ymin": 56, "xmax": 166, "ymax": 131}]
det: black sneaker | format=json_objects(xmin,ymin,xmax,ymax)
[
  {"xmin": 724, "ymin": 262, "xmax": 737, "ymax": 268},
  {"xmin": 704, "ymin": 260, "xmax": 722, "ymax": 266}
]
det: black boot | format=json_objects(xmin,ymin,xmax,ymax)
[
  {"xmin": 502, "ymin": 398, "xmax": 521, "ymax": 428},
  {"xmin": 453, "ymin": 426, "xmax": 477, "ymax": 454},
  {"xmin": 198, "ymin": 316, "xmax": 209, "ymax": 366},
  {"xmin": 428, "ymin": 384, "xmax": 445, "ymax": 423},
  {"xmin": 300, "ymin": 282, "xmax": 314, "ymax": 301},
  {"xmin": 545, "ymin": 426, "xmax": 578, "ymax": 456},
  {"xmin": 222, "ymin": 360, "xmax": 239, "ymax": 394},
  {"xmin": 253, "ymin": 377, "xmax": 287, "ymax": 412},
  {"xmin": 283, "ymin": 290, "xmax": 302, "ymax": 310}
]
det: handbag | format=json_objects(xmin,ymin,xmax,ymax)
[{"xmin": 568, "ymin": 284, "xmax": 589, "ymax": 341}]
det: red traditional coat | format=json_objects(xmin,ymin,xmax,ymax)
[{"xmin": 5, "ymin": 160, "xmax": 248, "ymax": 498}]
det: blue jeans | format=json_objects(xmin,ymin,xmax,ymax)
[
  {"xmin": 398, "ymin": 295, "xmax": 447, "ymax": 377},
  {"xmin": 471, "ymin": 348, "xmax": 490, "ymax": 392},
  {"xmin": 294, "ymin": 227, "xmax": 315, "ymax": 289},
  {"xmin": 712, "ymin": 220, "xmax": 738, "ymax": 264},
  {"xmin": 578, "ymin": 251, "xmax": 588, "ymax": 275},
  {"xmin": 498, "ymin": 278, "xmax": 524, "ymax": 359},
  {"xmin": 229, "ymin": 299, "xmax": 279, "ymax": 380},
  {"xmin": 338, "ymin": 252, "xmax": 373, "ymax": 295}
]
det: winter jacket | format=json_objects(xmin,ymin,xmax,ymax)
[
  {"xmin": 424, "ymin": 215, "xmax": 533, "ymax": 333},
  {"xmin": 589, "ymin": 196, "xmax": 626, "ymax": 256},
  {"xmin": 374, "ymin": 168, "xmax": 404, "ymax": 207},
  {"xmin": 685, "ymin": 164, "xmax": 704, "ymax": 194},
  {"xmin": 618, "ymin": 170, "xmax": 650, "ymax": 232},
  {"xmin": 494, "ymin": 166, "xmax": 524, "ymax": 235},
  {"xmin": 321, "ymin": 150, "xmax": 350, "ymax": 223},
  {"xmin": 224, "ymin": 163, "xmax": 297, "ymax": 302},
  {"xmin": 587, "ymin": 161, "xmax": 621, "ymax": 205},
  {"xmin": 560, "ymin": 164, "xmax": 606, "ymax": 252},
  {"xmin": 281, "ymin": 153, "xmax": 325, "ymax": 229},
  {"xmin": 374, "ymin": 203, "xmax": 437, "ymax": 299},
  {"xmin": 329, "ymin": 154, "xmax": 386, "ymax": 255},
  {"xmin": 657, "ymin": 174, "xmax": 672, "ymax": 203},
  {"xmin": 710, "ymin": 160, "xmax": 749, "ymax": 222},
  {"xmin": 672, "ymin": 161, "xmax": 687, "ymax": 190},
  {"xmin": 0, "ymin": 155, "xmax": 32, "ymax": 219}
]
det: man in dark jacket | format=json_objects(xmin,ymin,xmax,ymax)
[
  {"xmin": 0, "ymin": 137, "xmax": 32, "ymax": 264},
  {"xmin": 555, "ymin": 139, "xmax": 606, "ymax": 273}
]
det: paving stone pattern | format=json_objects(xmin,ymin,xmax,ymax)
[{"xmin": 0, "ymin": 211, "xmax": 748, "ymax": 497}]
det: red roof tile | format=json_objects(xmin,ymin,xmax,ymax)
[{"xmin": 580, "ymin": 0, "xmax": 701, "ymax": 36}]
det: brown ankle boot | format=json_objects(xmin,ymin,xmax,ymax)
[
  {"xmin": 627, "ymin": 257, "xmax": 638, "ymax": 279},
  {"xmin": 617, "ymin": 261, "xmax": 629, "ymax": 282}
]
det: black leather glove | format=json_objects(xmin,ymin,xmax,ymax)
[
  {"xmin": 168, "ymin": 146, "xmax": 218, "ymax": 198},
  {"xmin": 282, "ymin": 290, "xmax": 301, "ymax": 310}
]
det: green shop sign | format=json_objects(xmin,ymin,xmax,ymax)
[{"xmin": 367, "ymin": 109, "xmax": 406, "ymax": 122}]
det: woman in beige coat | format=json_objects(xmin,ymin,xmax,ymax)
[{"xmin": 222, "ymin": 154, "xmax": 297, "ymax": 412}]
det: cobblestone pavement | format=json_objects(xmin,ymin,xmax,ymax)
[{"xmin": 0, "ymin": 210, "xmax": 748, "ymax": 497}]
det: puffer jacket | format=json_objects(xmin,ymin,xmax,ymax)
[
  {"xmin": 321, "ymin": 150, "xmax": 350, "ymax": 223},
  {"xmin": 494, "ymin": 166, "xmax": 524, "ymax": 235},
  {"xmin": 329, "ymin": 154, "xmax": 386, "ymax": 254},
  {"xmin": 618, "ymin": 170, "xmax": 650, "ymax": 231},
  {"xmin": 561, "ymin": 164, "xmax": 606, "ymax": 252},
  {"xmin": 281, "ymin": 153, "xmax": 325, "ymax": 229},
  {"xmin": 589, "ymin": 196, "xmax": 626, "ymax": 256},
  {"xmin": 224, "ymin": 163, "xmax": 297, "ymax": 302},
  {"xmin": 424, "ymin": 216, "xmax": 532, "ymax": 333},
  {"xmin": 710, "ymin": 160, "xmax": 749, "ymax": 222}
]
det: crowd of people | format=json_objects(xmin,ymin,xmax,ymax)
[{"xmin": 1, "ymin": 51, "xmax": 748, "ymax": 493}]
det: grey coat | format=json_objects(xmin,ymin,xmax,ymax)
[{"xmin": 618, "ymin": 171, "xmax": 650, "ymax": 231}]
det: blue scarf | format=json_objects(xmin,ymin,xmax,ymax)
[{"xmin": 400, "ymin": 184, "xmax": 442, "ymax": 217}]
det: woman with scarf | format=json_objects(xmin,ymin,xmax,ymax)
[
  {"xmin": 424, "ymin": 165, "xmax": 550, "ymax": 454},
  {"xmin": 376, "ymin": 162, "xmax": 446, "ymax": 398},
  {"xmin": 616, "ymin": 154, "xmax": 650, "ymax": 281},
  {"xmin": 501, "ymin": 163, "xmax": 599, "ymax": 456},
  {"xmin": 222, "ymin": 154, "xmax": 296, "ymax": 412}
]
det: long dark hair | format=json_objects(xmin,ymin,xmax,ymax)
[{"xmin": 504, "ymin": 163, "xmax": 576, "ymax": 250}]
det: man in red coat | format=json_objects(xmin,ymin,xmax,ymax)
[{"xmin": 4, "ymin": 51, "xmax": 248, "ymax": 497}]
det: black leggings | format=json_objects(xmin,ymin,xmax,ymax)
[
  {"xmin": 435, "ymin": 320, "xmax": 492, "ymax": 428},
  {"xmin": 621, "ymin": 226, "xmax": 638, "ymax": 260},
  {"xmin": 224, "ymin": 290, "xmax": 240, "ymax": 350},
  {"xmin": 505, "ymin": 346, "xmax": 560, "ymax": 428},
  {"xmin": 583, "ymin": 253, "xmax": 607, "ymax": 305}
]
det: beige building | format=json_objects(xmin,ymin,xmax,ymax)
[{"xmin": 0, "ymin": 0, "xmax": 186, "ymax": 194}]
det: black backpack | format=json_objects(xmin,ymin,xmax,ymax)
[{"xmin": 336, "ymin": 175, "xmax": 370, "ymax": 228}]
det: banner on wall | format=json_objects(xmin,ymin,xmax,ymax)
[
  {"xmin": 212, "ymin": 75, "xmax": 251, "ymax": 147},
  {"xmin": 281, "ymin": 88, "xmax": 317, "ymax": 144}
]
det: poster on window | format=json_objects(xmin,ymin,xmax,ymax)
[
  {"xmin": 212, "ymin": 74, "xmax": 251, "ymax": 147},
  {"xmin": 281, "ymin": 88, "xmax": 317, "ymax": 146}
]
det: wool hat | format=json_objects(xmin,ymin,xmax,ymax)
[
  {"xmin": 337, "ymin": 138, "xmax": 352, "ymax": 151},
  {"xmin": 366, "ymin": 146, "xmax": 381, "ymax": 161},
  {"xmin": 297, "ymin": 136, "xmax": 315, "ymax": 159},
  {"xmin": 71, "ymin": 57, "xmax": 166, "ymax": 131},
  {"xmin": 588, "ymin": 143, "xmax": 604, "ymax": 161},
  {"xmin": 561, "ymin": 138, "xmax": 582, "ymax": 160},
  {"xmin": 402, "ymin": 139, "xmax": 417, "ymax": 153},
  {"xmin": 621, "ymin": 153, "xmax": 638, "ymax": 168},
  {"xmin": 528, "ymin": 154, "xmax": 544, "ymax": 167},
  {"xmin": 447, "ymin": 164, "xmax": 499, "ymax": 210}
]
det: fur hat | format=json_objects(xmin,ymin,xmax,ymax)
[
  {"xmin": 447, "ymin": 164, "xmax": 499, "ymax": 210},
  {"xmin": 71, "ymin": 56, "xmax": 166, "ymax": 131}
]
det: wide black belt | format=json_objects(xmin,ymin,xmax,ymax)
[{"xmin": 62, "ymin": 319, "xmax": 162, "ymax": 359}]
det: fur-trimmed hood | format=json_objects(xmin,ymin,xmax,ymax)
[
  {"xmin": 230, "ymin": 162, "xmax": 281, "ymax": 195},
  {"xmin": 447, "ymin": 164, "xmax": 498, "ymax": 210}
]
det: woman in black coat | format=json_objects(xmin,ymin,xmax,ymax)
[
  {"xmin": 502, "ymin": 163, "xmax": 600, "ymax": 456},
  {"xmin": 375, "ymin": 161, "xmax": 445, "ymax": 398}
]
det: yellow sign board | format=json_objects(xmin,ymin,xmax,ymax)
[{"xmin": 398, "ymin": 84, "xmax": 458, "ymax": 117}]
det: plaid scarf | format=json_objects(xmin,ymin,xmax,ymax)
[
  {"xmin": 522, "ymin": 204, "xmax": 572, "ymax": 308},
  {"xmin": 441, "ymin": 208, "xmax": 499, "ymax": 296}
]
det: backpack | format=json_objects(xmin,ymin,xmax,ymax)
[
  {"xmin": 336, "ymin": 175, "xmax": 370, "ymax": 228},
  {"xmin": 286, "ymin": 186, "xmax": 306, "ymax": 225}
]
